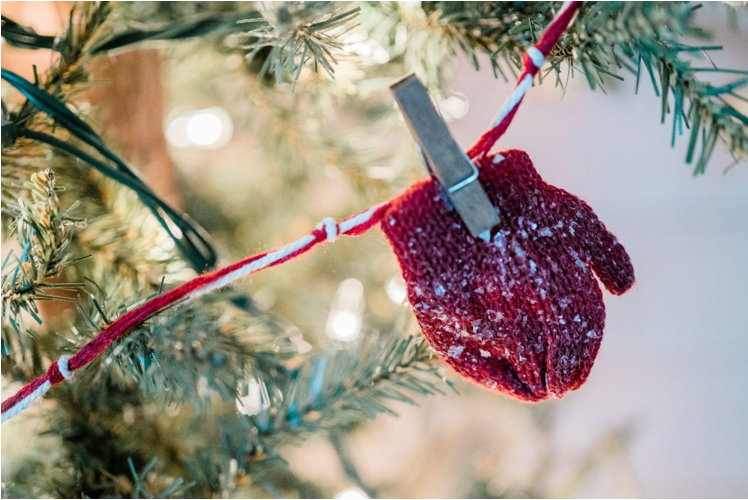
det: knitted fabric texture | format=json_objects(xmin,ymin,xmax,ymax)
[{"xmin": 380, "ymin": 149, "xmax": 635, "ymax": 401}]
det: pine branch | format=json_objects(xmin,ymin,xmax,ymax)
[
  {"xmin": 226, "ymin": 2, "xmax": 360, "ymax": 88},
  {"xmin": 125, "ymin": 457, "xmax": 189, "ymax": 499},
  {"xmin": 566, "ymin": 2, "xmax": 747, "ymax": 173},
  {"xmin": 28, "ymin": 380, "xmax": 199, "ymax": 499},
  {"xmin": 366, "ymin": 1, "xmax": 747, "ymax": 172},
  {"xmin": 632, "ymin": 41, "xmax": 748, "ymax": 174},
  {"xmin": 0, "ymin": 163, "xmax": 297, "ymax": 391},
  {"xmin": 10, "ymin": 2, "xmax": 111, "ymax": 129},
  {"xmin": 35, "ymin": 2, "xmax": 361, "ymax": 89},
  {"xmin": 83, "ymin": 290, "xmax": 305, "ymax": 408},
  {"xmin": 5, "ymin": 2, "xmax": 745, "ymax": 171},
  {"xmin": 167, "ymin": 334, "xmax": 452, "ymax": 496},
  {"xmin": 88, "ymin": 2, "xmax": 362, "ymax": 87},
  {"xmin": 1, "ymin": 170, "xmax": 86, "ymax": 339},
  {"xmin": 246, "ymin": 335, "xmax": 452, "ymax": 459},
  {"xmin": 87, "ymin": 8, "xmax": 260, "ymax": 55}
]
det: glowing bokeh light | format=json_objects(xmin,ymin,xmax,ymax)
[
  {"xmin": 385, "ymin": 276, "xmax": 407, "ymax": 304},
  {"xmin": 327, "ymin": 278, "xmax": 364, "ymax": 342},
  {"xmin": 335, "ymin": 487, "xmax": 369, "ymax": 499},
  {"xmin": 331, "ymin": 311, "xmax": 359, "ymax": 341},
  {"xmin": 166, "ymin": 107, "xmax": 233, "ymax": 149}
]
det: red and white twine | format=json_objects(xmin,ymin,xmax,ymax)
[
  {"xmin": 467, "ymin": 1, "xmax": 581, "ymax": 159},
  {"xmin": 1, "ymin": 203, "xmax": 391, "ymax": 423},
  {"xmin": 1, "ymin": 1, "xmax": 581, "ymax": 424}
]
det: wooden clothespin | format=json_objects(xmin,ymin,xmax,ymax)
[{"xmin": 390, "ymin": 74, "xmax": 499, "ymax": 238}]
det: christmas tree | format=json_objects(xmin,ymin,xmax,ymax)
[{"xmin": 2, "ymin": 2, "xmax": 746, "ymax": 498}]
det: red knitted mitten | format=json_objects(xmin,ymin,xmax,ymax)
[{"xmin": 381, "ymin": 150, "xmax": 635, "ymax": 401}]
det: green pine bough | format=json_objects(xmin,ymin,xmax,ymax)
[
  {"xmin": 366, "ymin": 1, "xmax": 748, "ymax": 172},
  {"xmin": 3, "ymin": 2, "xmax": 746, "ymax": 172},
  {"xmin": 1, "ymin": 2, "xmax": 746, "ymax": 497},
  {"xmin": 0, "ymin": 169, "xmax": 449, "ymax": 497},
  {"xmin": 1, "ymin": 170, "xmax": 87, "ymax": 337}
]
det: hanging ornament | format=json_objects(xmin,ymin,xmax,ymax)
[
  {"xmin": 3, "ymin": 1, "xmax": 635, "ymax": 423},
  {"xmin": 380, "ymin": 149, "xmax": 634, "ymax": 401}
]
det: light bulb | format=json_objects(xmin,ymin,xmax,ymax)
[
  {"xmin": 166, "ymin": 107, "xmax": 232, "ymax": 149},
  {"xmin": 342, "ymin": 34, "xmax": 390, "ymax": 66},
  {"xmin": 166, "ymin": 116, "xmax": 191, "ymax": 148},
  {"xmin": 331, "ymin": 311, "xmax": 359, "ymax": 341},
  {"xmin": 186, "ymin": 113, "xmax": 223, "ymax": 146},
  {"xmin": 385, "ymin": 276, "xmax": 407, "ymax": 304},
  {"xmin": 337, "ymin": 278, "xmax": 364, "ymax": 310},
  {"xmin": 437, "ymin": 92, "xmax": 470, "ymax": 122},
  {"xmin": 327, "ymin": 278, "xmax": 364, "ymax": 342},
  {"xmin": 335, "ymin": 487, "xmax": 369, "ymax": 499}
]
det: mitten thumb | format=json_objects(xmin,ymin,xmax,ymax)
[{"xmin": 571, "ymin": 198, "xmax": 635, "ymax": 295}]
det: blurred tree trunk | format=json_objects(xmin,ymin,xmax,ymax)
[
  {"xmin": 2, "ymin": 2, "xmax": 181, "ymax": 206},
  {"xmin": 87, "ymin": 50, "xmax": 182, "ymax": 206}
]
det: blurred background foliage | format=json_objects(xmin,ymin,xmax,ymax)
[{"xmin": 1, "ymin": 1, "xmax": 746, "ymax": 498}]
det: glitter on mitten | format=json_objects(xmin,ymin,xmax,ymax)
[{"xmin": 380, "ymin": 149, "xmax": 635, "ymax": 402}]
